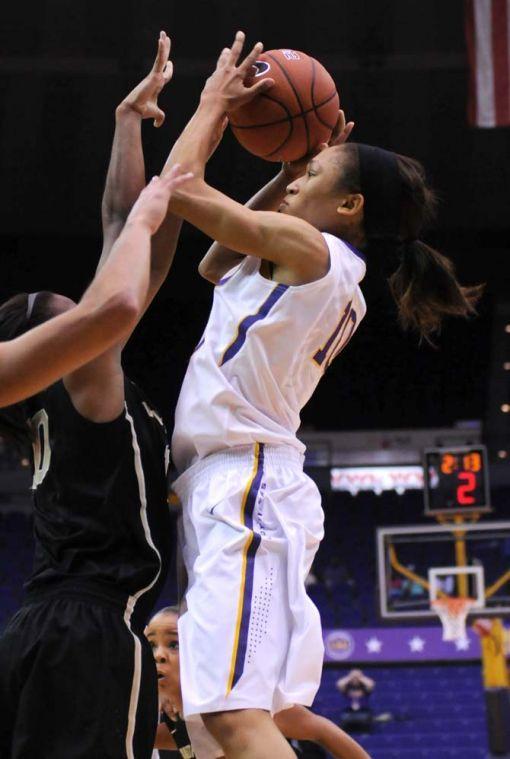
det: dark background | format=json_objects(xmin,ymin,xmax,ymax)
[{"xmin": 1, "ymin": 0, "xmax": 508, "ymax": 432}]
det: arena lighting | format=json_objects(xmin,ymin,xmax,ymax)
[
  {"xmin": 498, "ymin": 450, "xmax": 508, "ymax": 459},
  {"xmin": 505, "ymin": 325, "xmax": 510, "ymax": 333},
  {"xmin": 501, "ymin": 404, "xmax": 510, "ymax": 413},
  {"xmin": 504, "ymin": 363, "xmax": 510, "ymax": 370}
]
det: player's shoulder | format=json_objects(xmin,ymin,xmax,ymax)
[{"xmin": 321, "ymin": 232, "xmax": 366, "ymax": 284}]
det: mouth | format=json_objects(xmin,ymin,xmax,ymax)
[
  {"xmin": 157, "ymin": 672, "xmax": 166, "ymax": 681},
  {"xmin": 278, "ymin": 200, "xmax": 289, "ymax": 212}
]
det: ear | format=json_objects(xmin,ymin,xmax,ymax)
[{"xmin": 336, "ymin": 192, "xmax": 364, "ymax": 218}]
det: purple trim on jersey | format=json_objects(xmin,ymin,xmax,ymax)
[
  {"xmin": 342, "ymin": 239, "xmax": 366, "ymax": 263},
  {"xmin": 193, "ymin": 337, "xmax": 205, "ymax": 354},
  {"xmin": 313, "ymin": 300, "xmax": 352, "ymax": 366},
  {"xmin": 220, "ymin": 283, "xmax": 288, "ymax": 366},
  {"xmin": 231, "ymin": 444, "xmax": 265, "ymax": 690},
  {"xmin": 218, "ymin": 273, "xmax": 235, "ymax": 286}
]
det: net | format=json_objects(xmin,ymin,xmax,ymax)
[{"xmin": 431, "ymin": 597, "xmax": 478, "ymax": 642}]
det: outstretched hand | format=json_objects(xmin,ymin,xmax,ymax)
[
  {"xmin": 282, "ymin": 109, "xmax": 355, "ymax": 181},
  {"xmin": 201, "ymin": 30, "xmax": 275, "ymax": 113},
  {"xmin": 120, "ymin": 31, "xmax": 174, "ymax": 127},
  {"xmin": 127, "ymin": 165, "xmax": 193, "ymax": 234}
]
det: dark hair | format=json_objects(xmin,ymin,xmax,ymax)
[
  {"xmin": 150, "ymin": 605, "xmax": 180, "ymax": 622},
  {"xmin": 0, "ymin": 292, "xmax": 54, "ymax": 450},
  {"xmin": 339, "ymin": 145, "xmax": 483, "ymax": 343}
]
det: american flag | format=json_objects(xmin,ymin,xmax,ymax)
[{"xmin": 465, "ymin": 0, "xmax": 510, "ymax": 127}]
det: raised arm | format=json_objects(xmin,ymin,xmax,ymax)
[
  {"xmin": 199, "ymin": 110, "xmax": 353, "ymax": 283},
  {"xmin": 163, "ymin": 33, "xmax": 329, "ymax": 284},
  {"xmin": 0, "ymin": 167, "xmax": 192, "ymax": 409},
  {"xmin": 100, "ymin": 31, "xmax": 184, "ymax": 312}
]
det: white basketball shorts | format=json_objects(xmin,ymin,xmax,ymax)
[{"xmin": 172, "ymin": 442, "xmax": 325, "ymax": 722}]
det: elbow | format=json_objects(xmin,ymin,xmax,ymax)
[
  {"xmin": 95, "ymin": 290, "xmax": 141, "ymax": 335},
  {"xmin": 197, "ymin": 259, "xmax": 221, "ymax": 284}
]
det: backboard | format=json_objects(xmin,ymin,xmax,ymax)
[{"xmin": 377, "ymin": 520, "xmax": 510, "ymax": 620}]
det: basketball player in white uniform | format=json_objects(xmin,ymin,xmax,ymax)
[
  {"xmin": 162, "ymin": 31, "xmax": 478, "ymax": 759},
  {"xmin": 158, "ymin": 33, "xmax": 363, "ymax": 759}
]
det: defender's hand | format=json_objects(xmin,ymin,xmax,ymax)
[
  {"xmin": 119, "ymin": 31, "xmax": 173, "ymax": 127},
  {"xmin": 282, "ymin": 109, "xmax": 355, "ymax": 182},
  {"xmin": 201, "ymin": 30, "xmax": 275, "ymax": 113},
  {"xmin": 127, "ymin": 165, "xmax": 193, "ymax": 234}
]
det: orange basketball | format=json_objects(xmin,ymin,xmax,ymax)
[{"xmin": 228, "ymin": 49, "xmax": 339, "ymax": 163}]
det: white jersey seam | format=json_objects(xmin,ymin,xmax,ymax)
[{"xmin": 123, "ymin": 402, "xmax": 163, "ymax": 759}]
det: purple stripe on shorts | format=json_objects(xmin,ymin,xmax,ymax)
[
  {"xmin": 231, "ymin": 444, "xmax": 265, "ymax": 690},
  {"xmin": 220, "ymin": 284, "xmax": 288, "ymax": 366}
]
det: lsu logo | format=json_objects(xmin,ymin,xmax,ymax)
[
  {"xmin": 281, "ymin": 49, "xmax": 300, "ymax": 61},
  {"xmin": 324, "ymin": 630, "xmax": 355, "ymax": 661}
]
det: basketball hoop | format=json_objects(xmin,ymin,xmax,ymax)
[{"xmin": 431, "ymin": 597, "xmax": 478, "ymax": 642}]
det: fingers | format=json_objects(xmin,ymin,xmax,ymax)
[
  {"xmin": 153, "ymin": 107, "xmax": 165, "ymax": 128},
  {"xmin": 248, "ymin": 77, "xmax": 275, "ymax": 97},
  {"xmin": 239, "ymin": 40, "xmax": 263, "ymax": 75},
  {"xmin": 216, "ymin": 47, "xmax": 231, "ymax": 69},
  {"xmin": 329, "ymin": 109, "xmax": 355, "ymax": 146},
  {"xmin": 153, "ymin": 31, "xmax": 171, "ymax": 73},
  {"xmin": 164, "ymin": 163, "xmax": 194, "ymax": 187},
  {"xmin": 330, "ymin": 110, "xmax": 345, "ymax": 142},
  {"xmin": 229, "ymin": 30, "xmax": 245, "ymax": 66},
  {"xmin": 162, "ymin": 59, "xmax": 174, "ymax": 83}
]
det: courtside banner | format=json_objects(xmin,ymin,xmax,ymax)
[
  {"xmin": 323, "ymin": 627, "xmax": 480, "ymax": 663},
  {"xmin": 466, "ymin": 0, "xmax": 510, "ymax": 127}
]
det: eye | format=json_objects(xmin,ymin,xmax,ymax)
[
  {"xmin": 307, "ymin": 170, "xmax": 316, "ymax": 177},
  {"xmin": 148, "ymin": 641, "xmax": 156, "ymax": 649},
  {"xmin": 169, "ymin": 641, "xmax": 179, "ymax": 651}
]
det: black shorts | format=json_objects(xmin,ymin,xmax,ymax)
[{"xmin": 0, "ymin": 593, "xmax": 158, "ymax": 759}]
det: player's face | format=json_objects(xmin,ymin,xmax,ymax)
[
  {"xmin": 279, "ymin": 145, "xmax": 351, "ymax": 231},
  {"xmin": 144, "ymin": 611, "xmax": 180, "ymax": 695}
]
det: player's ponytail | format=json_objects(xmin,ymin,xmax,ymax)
[
  {"xmin": 0, "ymin": 292, "xmax": 53, "ymax": 451},
  {"xmin": 388, "ymin": 239, "xmax": 481, "ymax": 343},
  {"xmin": 340, "ymin": 144, "xmax": 483, "ymax": 343}
]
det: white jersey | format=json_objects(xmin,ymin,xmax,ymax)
[{"xmin": 172, "ymin": 233, "xmax": 366, "ymax": 473}]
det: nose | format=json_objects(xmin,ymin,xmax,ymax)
[
  {"xmin": 286, "ymin": 178, "xmax": 300, "ymax": 195},
  {"xmin": 154, "ymin": 645, "xmax": 168, "ymax": 663}
]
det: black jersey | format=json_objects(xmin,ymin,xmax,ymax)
[{"xmin": 23, "ymin": 378, "xmax": 172, "ymax": 629}]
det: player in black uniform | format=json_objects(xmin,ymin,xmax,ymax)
[{"xmin": 0, "ymin": 34, "xmax": 191, "ymax": 758}]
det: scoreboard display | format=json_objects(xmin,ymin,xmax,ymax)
[{"xmin": 423, "ymin": 445, "xmax": 491, "ymax": 516}]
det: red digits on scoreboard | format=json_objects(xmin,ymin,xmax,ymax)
[{"xmin": 457, "ymin": 471, "xmax": 476, "ymax": 505}]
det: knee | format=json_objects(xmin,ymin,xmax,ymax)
[{"xmin": 203, "ymin": 709, "xmax": 266, "ymax": 750}]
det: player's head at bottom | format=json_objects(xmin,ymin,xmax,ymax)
[
  {"xmin": 145, "ymin": 605, "xmax": 181, "ymax": 697},
  {"xmin": 0, "ymin": 291, "xmax": 76, "ymax": 448},
  {"xmin": 280, "ymin": 143, "xmax": 482, "ymax": 344}
]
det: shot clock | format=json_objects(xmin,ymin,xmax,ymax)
[{"xmin": 423, "ymin": 445, "xmax": 491, "ymax": 516}]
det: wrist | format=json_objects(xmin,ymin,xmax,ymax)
[
  {"xmin": 198, "ymin": 93, "xmax": 228, "ymax": 117},
  {"xmin": 115, "ymin": 101, "xmax": 143, "ymax": 122}
]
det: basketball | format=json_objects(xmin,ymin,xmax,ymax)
[{"xmin": 228, "ymin": 48, "xmax": 339, "ymax": 162}]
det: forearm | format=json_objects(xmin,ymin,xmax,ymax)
[
  {"xmin": 0, "ymin": 220, "xmax": 152, "ymax": 407},
  {"xmin": 162, "ymin": 99, "xmax": 224, "ymax": 179},
  {"xmin": 98, "ymin": 105, "xmax": 146, "ymax": 272},
  {"xmin": 101, "ymin": 105, "xmax": 145, "ymax": 227},
  {"xmin": 147, "ymin": 213, "xmax": 184, "ymax": 295},
  {"xmin": 199, "ymin": 171, "xmax": 289, "ymax": 281},
  {"xmin": 313, "ymin": 717, "xmax": 371, "ymax": 759},
  {"xmin": 154, "ymin": 723, "xmax": 177, "ymax": 750}
]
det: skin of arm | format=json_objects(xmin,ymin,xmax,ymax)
[
  {"xmin": 274, "ymin": 706, "xmax": 371, "ymax": 759},
  {"xmin": 65, "ymin": 32, "xmax": 186, "ymax": 422},
  {"xmin": 164, "ymin": 33, "xmax": 329, "ymax": 285},
  {"xmin": 0, "ymin": 168, "xmax": 191, "ymax": 410},
  {"xmin": 199, "ymin": 111, "xmax": 354, "ymax": 284}
]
